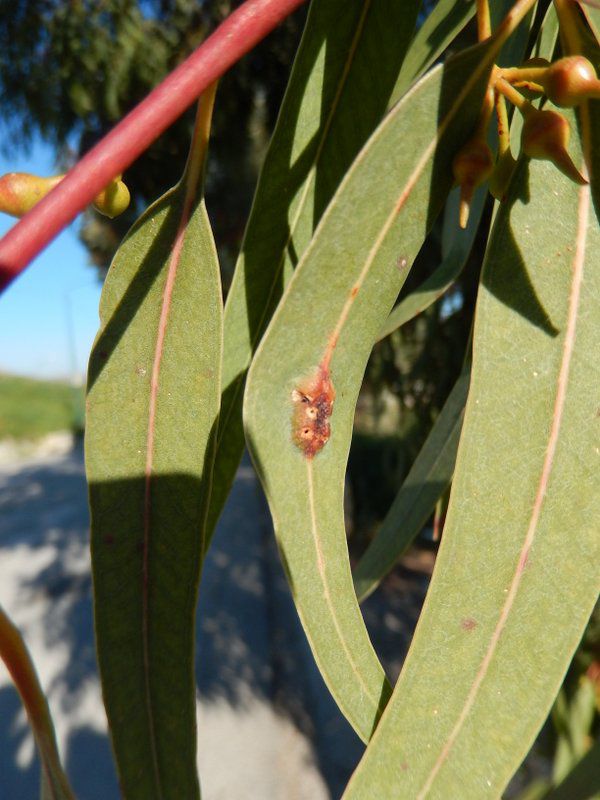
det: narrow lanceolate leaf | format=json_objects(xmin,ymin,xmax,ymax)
[
  {"xmin": 86, "ymin": 88, "xmax": 222, "ymax": 800},
  {"xmin": 389, "ymin": 0, "xmax": 476, "ymax": 104},
  {"xmin": 544, "ymin": 737, "xmax": 600, "ymax": 800},
  {"xmin": 0, "ymin": 606, "xmax": 75, "ymax": 800},
  {"xmin": 343, "ymin": 102, "xmax": 600, "ymax": 799},
  {"xmin": 579, "ymin": 0, "xmax": 600, "ymax": 46},
  {"xmin": 244, "ymin": 40, "xmax": 499, "ymax": 743},
  {"xmin": 389, "ymin": 0, "xmax": 528, "ymax": 109},
  {"xmin": 353, "ymin": 369, "xmax": 470, "ymax": 604},
  {"xmin": 377, "ymin": 188, "xmax": 486, "ymax": 341},
  {"xmin": 531, "ymin": 2, "xmax": 559, "ymax": 61},
  {"xmin": 208, "ymin": 0, "xmax": 422, "ymax": 541}
]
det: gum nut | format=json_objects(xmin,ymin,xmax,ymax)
[
  {"xmin": 544, "ymin": 56, "xmax": 600, "ymax": 107},
  {"xmin": 0, "ymin": 172, "xmax": 63, "ymax": 217},
  {"xmin": 522, "ymin": 109, "xmax": 587, "ymax": 185},
  {"xmin": 489, "ymin": 150, "xmax": 518, "ymax": 202},
  {"xmin": 93, "ymin": 180, "xmax": 131, "ymax": 218},
  {"xmin": 521, "ymin": 109, "xmax": 570, "ymax": 159},
  {"xmin": 452, "ymin": 138, "xmax": 494, "ymax": 186}
]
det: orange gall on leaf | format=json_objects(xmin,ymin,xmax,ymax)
[{"xmin": 291, "ymin": 367, "xmax": 335, "ymax": 459}]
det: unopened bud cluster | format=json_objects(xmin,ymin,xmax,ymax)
[
  {"xmin": 0, "ymin": 172, "xmax": 130, "ymax": 220},
  {"xmin": 452, "ymin": 53, "xmax": 596, "ymax": 226}
]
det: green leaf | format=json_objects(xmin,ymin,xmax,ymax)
[
  {"xmin": 208, "ymin": 0, "xmax": 423, "ymax": 542},
  {"xmin": 86, "ymin": 98, "xmax": 222, "ymax": 799},
  {"xmin": 379, "ymin": 0, "xmax": 537, "ymax": 342},
  {"xmin": 0, "ymin": 606, "xmax": 75, "ymax": 800},
  {"xmin": 353, "ymin": 367, "xmax": 470, "ymax": 603},
  {"xmin": 244, "ymin": 41, "xmax": 497, "ymax": 743},
  {"xmin": 389, "ymin": 0, "xmax": 476, "ymax": 104},
  {"xmin": 579, "ymin": 0, "xmax": 600, "ymax": 47},
  {"xmin": 551, "ymin": 675, "xmax": 597, "ymax": 784},
  {"xmin": 545, "ymin": 737, "xmax": 600, "ymax": 800},
  {"xmin": 531, "ymin": 2, "xmax": 560, "ymax": 61},
  {"xmin": 377, "ymin": 188, "xmax": 487, "ymax": 340},
  {"xmin": 342, "ymin": 103, "xmax": 600, "ymax": 798},
  {"xmin": 566, "ymin": 677, "xmax": 597, "ymax": 761},
  {"xmin": 389, "ymin": 0, "xmax": 531, "ymax": 108},
  {"xmin": 514, "ymin": 780, "xmax": 553, "ymax": 800},
  {"xmin": 490, "ymin": 0, "xmax": 536, "ymax": 69}
]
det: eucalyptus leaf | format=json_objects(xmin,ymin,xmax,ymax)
[
  {"xmin": 244, "ymin": 41, "xmax": 498, "ymax": 742},
  {"xmin": 579, "ymin": 0, "xmax": 600, "ymax": 46},
  {"xmin": 353, "ymin": 367, "xmax": 470, "ymax": 604},
  {"xmin": 86, "ymin": 133, "xmax": 222, "ymax": 797},
  {"xmin": 490, "ymin": 0, "xmax": 536, "ymax": 68},
  {"xmin": 514, "ymin": 780, "xmax": 553, "ymax": 800},
  {"xmin": 377, "ymin": 188, "xmax": 486, "ymax": 340},
  {"xmin": 342, "ymin": 103, "xmax": 600, "ymax": 799},
  {"xmin": 389, "ymin": 0, "xmax": 476, "ymax": 105},
  {"xmin": 532, "ymin": 2, "xmax": 560, "ymax": 62},
  {"xmin": 389, "ymin": 0, "xmax": 531, "ymax": 109},
  {"xmin": 380, "ymin": 0, "xmax": 537, "ymax": 342},
  {"xmin": 208, "ymin": 0, "xmax": 422, "ymax": 541},
  {"xmin": 544, "ymin": 737, "xmax": 600, "ymax": 800},
  {"xmin": 0, "ymin": 606, "xmax": 75, "ymax": 800}
]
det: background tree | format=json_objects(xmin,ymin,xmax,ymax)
[{"xmin": 0, "ymin": 0, "xmax": 305, "ymax": 279}]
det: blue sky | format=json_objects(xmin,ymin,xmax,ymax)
[{"xmin": 0, "ymin": 140, "xmax": 103, "ymax": 382}]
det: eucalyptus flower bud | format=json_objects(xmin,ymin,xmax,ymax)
[
  {"xmin": 521, "ymin": 108, "xmax": 587, "ymax": 185},
  {"xmin": 0, "ymin": 172, "xmax": 63, "ymax": 217},
  {"xmin": 0, "ymin": 171, "xmax": 131, "ymax": 219},
  {"xmin": 543, "ymin": 56, "xmax": 600, "ymax": 107},
  {"xmin": 92, "ymin": 176, "xmax": 131, "ymax": 219},
  {"xmin": 452, "ymin": 137, "xmax": 494, "ymax": 228},
  {"xmin": 489, "ymin": 148, "xmax": 518, "ymax": 202}
]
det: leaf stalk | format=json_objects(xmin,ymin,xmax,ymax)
[{"xmin": 477, "ymin": 0, "xmax": 492, "ymax": 41}]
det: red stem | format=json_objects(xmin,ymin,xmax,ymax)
[{"xmin": 0, "ymin": 0, "xmax": 307, "ymax": 291}]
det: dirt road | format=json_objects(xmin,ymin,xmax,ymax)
[{"xmin": 0, "ymin": 437, "xmax": 427, "ymax": 799}]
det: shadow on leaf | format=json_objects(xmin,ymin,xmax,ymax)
[{"xmin": 482, "ymin": 163, "xmax": 560, "ymax": 338}]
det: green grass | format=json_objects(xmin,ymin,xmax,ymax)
[{"xmin": 0, "ymin": 374, "xmax": 85, "ymax": 440}]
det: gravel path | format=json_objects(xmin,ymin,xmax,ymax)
[{"xmin": 0, "ymin": 436, "xmax": 429, "ymax": 799}]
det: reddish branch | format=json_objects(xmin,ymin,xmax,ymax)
[{"xmin": 0, "ymin": 0, "xmax": 308, "ymax": 291}]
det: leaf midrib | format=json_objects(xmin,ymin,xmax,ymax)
[
  {"xmin": 142, "ymin": 189, "xmax": 196, "ymax": 799},
  {"xmin": 306, "ymin": 460, "xmax": 384, "ymax": 734},
  {"xmin": 414, "ymin": 145, "xmax": 591, "ymax": 800},
  {"xmin": 216, "ymin": 0, "xmax": 373, "ymax": 448}
]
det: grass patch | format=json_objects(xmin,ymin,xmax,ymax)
[{"xmin": 0, "ymin": 373, "xmax": 84, "ymax": 440}]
